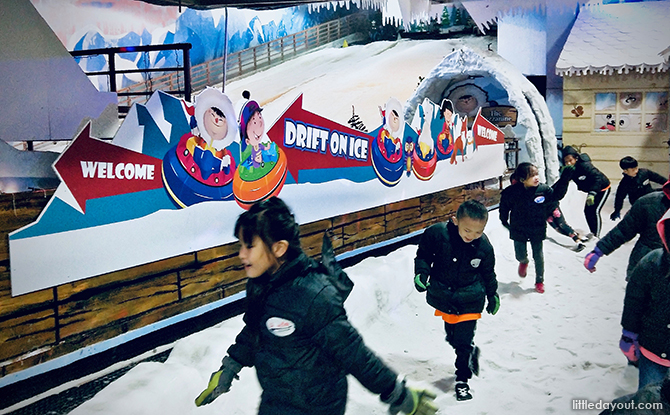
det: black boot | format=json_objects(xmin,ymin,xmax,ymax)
[{"xmin": 455, "ymin": 382, "xmax": 473, "ymax": 401}]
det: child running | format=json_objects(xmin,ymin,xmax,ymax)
[
  {"xmin": 195, "ymin": 197, "xmax": 437, "ymax": 415},
  {"xmin": 499, "ymin": 162, "xmax": 571, "ymax": 293},
  {"xmin": 611, "ymin": 156, "xmax": 666, "ymax": 221},
  {"xmin": 562, "ymin": 146, "xmax": 611, "ymax": 238},
  {"xmin": 414, "ymin": 200, "xmax": 500, "ymax": 401}
]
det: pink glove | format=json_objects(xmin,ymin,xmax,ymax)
[
  {"xmin": 584, "ymin": 246, "xmax": 603, "ymax": 273},
  {"xmin": 619, "ymin": 329, "xmax": 640, "ymax": 363}
]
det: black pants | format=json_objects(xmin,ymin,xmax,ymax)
[
  {"xmin": 584, "ymin": 187, "xmax": 610, "ymax": 237},
  {"xmin": 546, "ymin": 207, "xmax": 578, "ymax": 241},
  {"xmin": 514, "ymin": 239, "xmax": 544, "ymax": 283},
  {"xmin": 444, "ymin": 320, "xmax": 477, "ymax": 382}
]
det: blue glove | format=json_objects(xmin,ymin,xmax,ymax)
[
  {"xmin": 414, "ymin": 274, "xmax": 429, "ymax": 292},
  {"xmin": 584, "ymin": 246, "xmax": 603, "ymax": 273},
  {"xmin": 619, "ymin": 329, "xmax": 640, "ymax": 363},
  {"xmin": 195, "ymin": 356, "xmax": 243, "ymax": 406},
  {"xmin": 486, "ymin": 293, "xmax": 500, "ymax": 315},
  {"xmin": 610, "ymin": 211, "xmax": 620, "ymax": 221},
  {"xmin": 586, "ymin": 192, "xmax": 596, "ymax": 206}
]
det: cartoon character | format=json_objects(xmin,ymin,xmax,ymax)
[
  {"xmin": 377, "ymin": 98, "xmax": 404, "ymax": 162},
  {"xmin": 436, "ymin": 98, "xmax": 455, "ymax": 159},
  {"xmin": 409, "ymin": 98, "xmax": 437, "ymax": 181},
  {"xmin": 369, "ymin": 97, "xmax": 408, "ymax": 186},
  {"xmin": 232, "ymin": 92, "xmax": 288, "ymax": 209},
  {"xmin": 161, "ymin": 87, "xmax": 239, "ymax": 208},
  {"xmin": 447, "ymin": 84, "xmax": 491, "ymax": 119},
  {"xmin": 450, "ymin": 115, "xmax": 467, "ymax": 165},
  {"xmin": 239, "ymin": 100, "xmax": 278, "ymax": 169}
]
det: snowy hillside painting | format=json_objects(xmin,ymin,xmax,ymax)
[{"xmin": 31, "ymin": 0, "xmax": 363, "ymax": 89}]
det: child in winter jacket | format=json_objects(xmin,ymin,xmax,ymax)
[
  {"xmin": 414, "ymin": 200, "xmax": 499, "ymax": 401},
  {"xmin": 195, "ymin": 197, "xmax": 437, "ymax": 415},
  {"xmin": 499, "ymin": 162, "xmax": 571, "ymax": 293},
  {"xmin": 584, "ymin": 180, "xmax": 670, "ymax": 280},
  {"xmin": 618, "ymin": 207, "xmax": 670, "ymax": 390},
  {"xmin": 611, "ymin": 156, "xmax": 666, "ymax": 221},
  {"xmin": 562, "ymin": 145, "xmax": 611, "ymax": 237}
]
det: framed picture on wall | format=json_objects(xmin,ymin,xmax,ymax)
[{"xmin": 594, "ymin": 91, "xmax": 668, "ymax": 133}]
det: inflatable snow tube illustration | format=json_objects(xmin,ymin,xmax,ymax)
[
  {"xmin": 435, "ymin": 131, "xmax": 454, "ymax": 161},
  {"xmin": 162, "ymin": 137, "xmax": 236, "ymax": 208},
  {"xmin": 412, "ymin": 149, "xmax": 437, "ymax": 181},
  {"xmin": 233, "ymin": 146, "xmax": 288, "ymax": 209},
  {"xmin": 370, "ymin": 133, "xmax": 405, "ymax": 187}
]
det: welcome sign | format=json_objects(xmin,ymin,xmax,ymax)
[{"xmin": 9, "ymin": 89, "xmax": 505, "ymax": 296}]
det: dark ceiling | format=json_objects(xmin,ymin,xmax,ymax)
[
  {"xmin": 137, "ymin": 0, "xmax": 340, "ymax": 10},
  {"xmin": 137, "ymin": 0, "xmax": 458, "ymax": 10}
]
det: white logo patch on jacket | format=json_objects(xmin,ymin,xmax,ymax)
[
  {"xmin": 471, "ymin": 258, "xmax": 481, "ymax": 268},
  {"xmin": 534, "ymin": 196, "xmax": 546, "ymax": 204},
  {"xmin": 266, "ymin": 317, "xmax": 296, "ymax": 337},
  {"xmin": 578, "ymin": 175, "xmax": 586, "ymax": 181}
]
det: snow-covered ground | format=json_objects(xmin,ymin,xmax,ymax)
[{"xmin": 61, "ymin": 182, "xmax": 638, "ymax": 415}]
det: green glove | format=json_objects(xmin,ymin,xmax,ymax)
[
  {"xmin": 586, "ymin": 192, "xmax": 596, "ymax": 206},
  {"xmin": 388, "ymin": 382, "xmax": 438, "ymax": 415},
  {"xmin": 486, "ymin": 293, "xmax": 500, "ymax": 315},
  {"xmin": 560, "ymin": 163, "xmax": 575, "ymax": 176},
  {"xmin": 195, "ymin": 356, "xmax": 243, "ymax": 406},
  {"xmin": 414, "ymin": 274, "xmax": 429, "ymax": 292}
]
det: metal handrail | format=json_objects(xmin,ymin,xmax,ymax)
[{"xmin": 70, "ymin": 43, "xmax": 192, "ymax": 116}]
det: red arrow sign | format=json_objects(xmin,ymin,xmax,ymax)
[
  {"xmin": 472, "ymin": 108, "xmax": 505, "ymax": 146},
  {"xmin": 53, "ymin": 123, "xmax": 164, "ymax": 213},
  {"xmin": 268, "ymin": 94, "xmax": 373, "ymax": 183}
]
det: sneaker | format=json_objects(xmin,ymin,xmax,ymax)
[
  {"xmin": 535, "ymin": 282, "xmax": 545, "ymax": 293},
  {"xmin": 518, "ymin": 262, "xmax": 528, "ymax": 278},
  {"xmin": 469, "ymin": 346, "xmax": 480, "ymax": 377},
  {"xmin": 573, "ymin": 243, "xmax": 586, "ymax": 253},
  {"xmin": 455, "ymin": 382, "xmax": 473, "ymax": 401},
  {"xmin": 580, "ymin": 233, "xmax": 594, "ymax": 242}
]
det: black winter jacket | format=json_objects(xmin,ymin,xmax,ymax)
[
  {"xmin": 562, "ymin": 146, "xmax": 610, "ymax": 194},
  {"xmin": 613, "ymin": 168, "xmax": 666, "ymax": 213},
  {"xmin": 414, "ymin": 221, "xmax": 498, "ymax": 315},
  {"xmin": 499, "ymin": 181, "xmax": 565, "ymax": 242},
  {"xmin": 597, "ymin": 191, "xmax": 670, "ymax": 278},
  {"xmin": 621, "ymin": 248, "xmax": 670, "ymax": 361},
  {"xmin": 227, "ymin": 253, "xmax": 397, "ymax": 415}
]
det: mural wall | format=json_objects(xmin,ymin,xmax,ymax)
[{"xmin": 31, "ymin": 0, "xmax": 361, "ymax": 91}]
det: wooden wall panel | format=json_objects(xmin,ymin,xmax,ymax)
[
  {"xmin": 0, "ymin": 269, "xmax": 53, "ymax": 320},
  {"xmin": 57, "ymin": 273, "xmax": 179, "ymax": 339},
  {"xmin": 180, "ymin": 256, "xmax": 245, "ymax": 299},
  {"xmin": 0, "ymin": 309, "xmax": 55, "ymax": 362},
  {"xmin": 561, "ymin": 71, "xmax": 670, "ymax": 183}
]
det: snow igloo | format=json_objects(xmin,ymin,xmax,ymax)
[{"xmin": 404, "ymin": 47, "xmax": 560, "ymax": 184}]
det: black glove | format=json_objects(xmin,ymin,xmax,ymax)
[
  {"xmin": 385, "ymin": 379, "xmax": 438, "ymax": 415},
  {"xmin": 486, "ymin": 293, "xmax": 500, "ymax": 315},
  {"xmin": 414, "ymin": 274, "xmax": 429, "ymax": 292},
  {"xmin": 195, "ymin": 356, "xmax": 243, "ymax": 406},
  {"xmin": 610, "ymin": 211, "xmax": 620, "ymax": 221}
]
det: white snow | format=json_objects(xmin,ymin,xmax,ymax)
[{"xmin": 62, "ymin": 182, "xmax": 639, "ymax": 415}]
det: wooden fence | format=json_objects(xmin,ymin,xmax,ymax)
[
  {"xmin": 0, "ymin": 178, "xmax": 501, "ymax": 388},
  {"xmin": 117, "ymin": 12, "xmax": 368, "ymax": 108}
]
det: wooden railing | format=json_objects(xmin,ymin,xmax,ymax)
[{"xmin": 116, "ymin": 12, "xmax": 368, "ymax": 109}]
